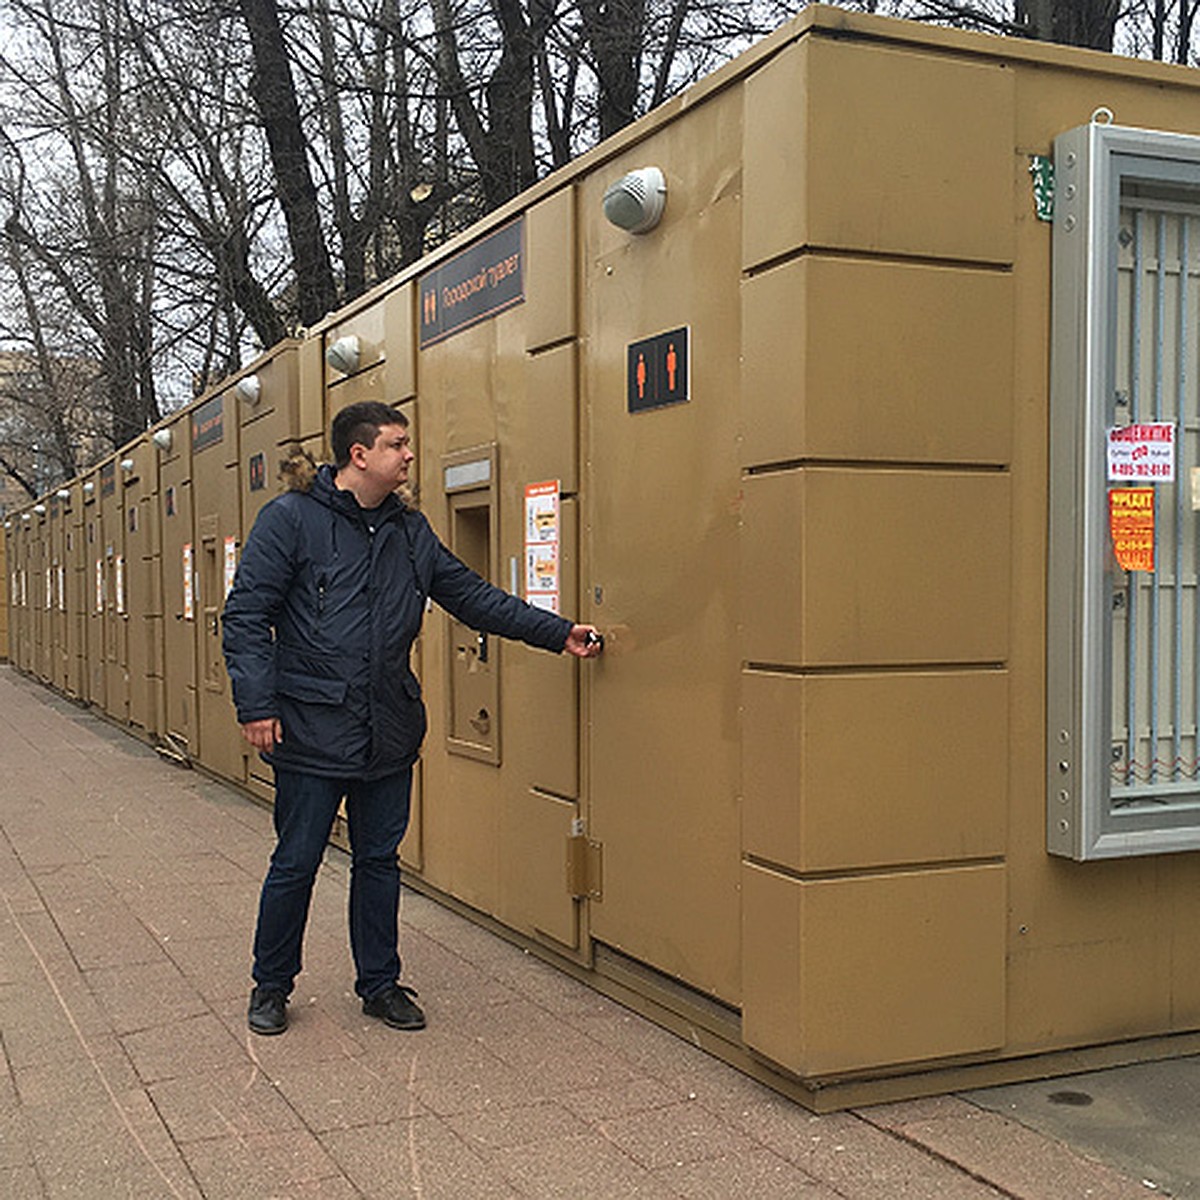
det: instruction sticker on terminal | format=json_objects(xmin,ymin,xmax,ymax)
[
  {"xmin": 1109, "ymin": 488, "xmax": 1155, "ymax": 571},
  {"xmin": 1107, "ymin": 423, "xmax": 1176, "ymax": 481},
  {"xmin": 524, "ymin": 480, "xmax": 560, "ymax": 613}
]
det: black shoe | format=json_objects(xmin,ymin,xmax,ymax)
[
  {"xmin": 362, "ymin": 984, "xmax": 426, "ymax": 1030},
  {"xmin": 248, "ymin": 986, "xmax": 288, "ymax": 1035}
]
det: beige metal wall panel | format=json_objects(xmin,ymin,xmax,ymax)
[
  {"xmin": 158, "ymin": 417, "xmax": 196, "ymax": 753},
  {"xmin": 5, "ymin": 528, "xmax": 16, "ymax": 667},
  {"xmin": 324, "ymin": 305, "xmax": 386, "ymax": 388},
  {"xmin": 525, "ymin": 187, "xmax": 577, "ymax": 352},
  {"xmin": 239, "ymin": 349, "xmax": 303, "ymax": 538},
  {"xmin": 29, "ymin": 521, "xmax": 40, "ymax": 674},
  {"xmin": 100, "ymin": 460, "xmax": 130, "ymax": 722},
  {"xmin": 32, "ymin": 511, "xmax": 48, "ymax": 682},
  {"xmin": 1013, "ymin": 75, "xmax": 1200, "ymax": 167},
  {"xmin": 384, "ymin": 281, "xmax": 417, "ymax": 401},
  {"xmin": 327, "ymin": 361, "xmax": 389, "ymax": 421},
  {"xmin": 297, "ymin": 337, "xmax": 326, "ymax": 443},
  {"xmin": 41, "ymin": 515, "xmax": 54, "ymax": 683},
  {"xmin": 742, "ymin": 38, "xmax": 1015, "ymax": 271},
  {"xmin": 741, "ymin": 256, "xmax": 1014, "ymax": 467},
  {"xmin": 415, "ymin": 281, "xmax": 586, "ymax": 947},
  {"xmin": 502, "ymin": 498, "xmax": 579, "ymax": 803},
  {"xmin": 0, "ymin": 530, "xmax": 7, "ymax": 661},
  {"xmin": 743, "ymin": 669, "xmax": 1008, "ymax": 872},
  {"xmin": 124, "ymin": 441, "xmax": 158, "ymax": 735},
  {"xmin": 742, "ymin": 468, "xmax": 1010, "ymax": 667},
  {"xmin": 21, "ymin": 521, "xmax": 33, "ymax": 673},
  {"xmin": 31, "ymin": 515, "xmax": 48, "ymax": 682},
  {"xmin": 15, "ymin": 527, "xmax": 25, "ymax": 668},
  {"xmin": 29, "ymin": 514, "xmax": 43, "ymax": 679},
  {"xmin": 16, "ymin": 523, "xmax": 30, "ymax": 672},
  {"xmin": 192, "ymin": 391, "xmax": 245, "ymax": 784},
  {"xmin": 47, "ymin": 500, "xmax": 66, "ymax": 690},
  {"xmin": 499, "ymin": 787, "xmax": 579, "ymax": 950},
  {"xmin": 741, "ymin": 40, "xmax": 808, "ymax": 275},
  {"xmin": 23, "ymin": 523, "xmax": 35, "ymax": 674},
  {"xmin": 82, "ymin": 475, "xmax": 104, "ymax": 707},
  {"xmin": 742, "ymin": 860, "xmax": 1006, "ymax": 1076},
  {"xmin": 422, "ymin": 321, "xmax": 496, "ymax": 456},
  {"xmin": 416, "ymin": 316, "xmax": 514, "ymax": 915},
  {"xmin": 518, "ymin": 344, "xmax": 579, "ymax": 496},
  {"xmin": 11, "ymin": 525, "xmax": 26, "ymax": 671},
  {"xmin": 31, "ymin": 520, "xmax": 44, "ymax": 677},
  {"xmin": 496, "ymin": 498, "xmax": 580, "ymax": 950},
  {"xmin": 395, "ymin": 398, "xmax": 424, "ymax": 872},
  {"xmin": 496, "ymin": 322, "xmax": 581, "ymax": 942},
  {"xmin": 581, "ymin": 87, "xmax": 744, "ymax": 1003},
  {"xmin": 64, "ymin": 483, "xmax": 85, "ymax": 698},
  {"xmin": 1004, "ymin": 857, "xmax": 1178, "ymax": 1051}
]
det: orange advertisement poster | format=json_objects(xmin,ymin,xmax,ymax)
[{"xmin": 1109, "ymin": 488, "xmax": 1155, "ymax": 571}]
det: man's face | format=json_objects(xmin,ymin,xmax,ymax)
[{"xmin": 358, "ymin": 423, "xmax": 414, "ymax": 492}]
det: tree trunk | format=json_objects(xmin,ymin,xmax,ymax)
[
  {"xmin": 579, "ymin": 0, "xmax": 646, "ymax": 139},
  {"xmin": 238, "ymin": 0, "xmax": 338, "ymax": 327}
]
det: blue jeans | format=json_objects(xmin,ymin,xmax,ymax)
[{"xmin": 253, "ymin": 766, "xmax": 413, "ymax": 1000}]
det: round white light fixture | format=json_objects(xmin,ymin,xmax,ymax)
[
  {"xmin": 152, "ymin": 428, "xmax": 173, "ymax": 452},
  {"xmin": 120, "ymin": 457, "xmax": 135, "ymax": 473},
  {"xmin": 602, "ymin": 166, "xmax": 667, "ymax": 234},
  {"xmin": 326, "ymin": 334, "xmax": 361, "ymax": 375},
  {"xmin": 57, "ymin": 489, "xmax": 70, "ymax": 501},
  {"xmin": 235, "ymin": 374, "xmax": 262, "ymax": 405},
  {"xmin": 33, "ymin": 503, "xmax": 46, "ymax": 515},
  {"xmin": 82, "ymin": 481, "xmax": 95, "ymax": 497}
]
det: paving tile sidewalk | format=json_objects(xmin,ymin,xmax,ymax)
[{"xmin": 0, "ymin": 665, "xmax": 1158, "ymax": 1198}]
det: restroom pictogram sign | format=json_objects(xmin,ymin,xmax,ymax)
[{"xmin": 627, "ymin": 326, "xmax": 689, "ymax": 413}]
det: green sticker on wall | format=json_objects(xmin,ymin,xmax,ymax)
[{"xmin": 1030, "ymin": 156, "xmax": 1054, "ymax": 222}]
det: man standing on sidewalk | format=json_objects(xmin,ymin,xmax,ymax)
[{"xmin": 222, "ymin": 401, "xmax": 602, "ymax": 1036}]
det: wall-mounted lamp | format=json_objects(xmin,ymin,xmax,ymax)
[
  {"xmin": 82, "ymin": 481, "xmax": 95, "ymax": 497},
  {"xmin": 120, "ymin": 457, "xmax": 135, "ymax": 473},
  {"xmin": 326, "ymin": 334, "xmax": 361, "ymax": 375},
  {"xmin": 21, "ymin": 512, "xmax": 31, "ymax": 522},
  {"xmin": 57, "ymin": 489, "xmax": 70, "ymax": 501},
  {"xmin": 33, "ymin": 503, "xmax": 46, "ymax": 515},
  {"xmin": 602, "ymin": 166, "xmax": 667, "ymax": 234},
  {"xmin": 235, "ymin": 374, "xmax": 262, "ymax": 405},
  {"xmin": 152, "ymin": 428, "xmax": 173, "ymax": 452}
]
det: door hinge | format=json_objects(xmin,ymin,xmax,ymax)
[{"xmin": 566, "ymin": 833, "xmax": 603, "ymax": 900}]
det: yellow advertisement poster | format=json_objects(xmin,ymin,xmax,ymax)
[{"xmin": 1109, "ymin": 487, "xmax": 1155, "ymax": 571}]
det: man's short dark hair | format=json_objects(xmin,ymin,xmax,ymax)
[{"xmin": 331, "ymin": 402, "xmax": 408, "ymax": 470}]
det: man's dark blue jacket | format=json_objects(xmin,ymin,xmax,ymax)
[{"xmin": 221, "ymin": 463, "xmax": 571, "ymax": 779}]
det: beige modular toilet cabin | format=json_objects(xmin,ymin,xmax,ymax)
[{"xmin": 12, "ymin": 5, "xmax": 1200, "ymax": 1108}]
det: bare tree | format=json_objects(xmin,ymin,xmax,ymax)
[
  {"xmin": 7, "ymin": 0, "xmax": 1200, "ymax": 510},
  {"xmin": 0, "ymin": 1, "xmax": 160, "ymax": 451}
]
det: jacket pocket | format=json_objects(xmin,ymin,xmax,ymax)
[{"xmin": 276, "ymin": 670, "xmax": 348, "ymax": 706}]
